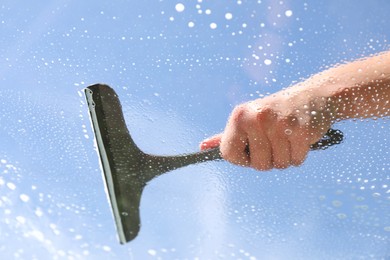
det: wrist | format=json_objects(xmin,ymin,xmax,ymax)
[{"xmin": 295, "ymin": 69, "xmax": 356, "ymax": 122}]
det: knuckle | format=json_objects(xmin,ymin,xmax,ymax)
[
  {"xmin": 255, "ymin": 107, "xmax": 273, "ymax": 122},
  {"xmin": 274, "ymin": 161, "xmax": 290, "ymax": 169},
  {"xmin": 219, "ymin": 144, "xmax": 234, "ymax": 160},
  {"xmin": 231, "ymin": 105, "xmax": 247, "ymax": 121},
  {"xmin": 291, "ymin": 151, "xmax": 308, "ymax": 166},
  {"xmin": 291, "ymin": 158, "xmax": 305, "ymax": 166},
  {"xmin": 220, "ymin": 146, "xmax": 249, "ymax": 166},
  {"xmin": 251, "ymin": 160, "xmax": 272, "ymax": 171}
]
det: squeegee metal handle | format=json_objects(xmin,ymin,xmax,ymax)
[{"xmin": 184, "ymin": 128, "xmax": 344, "ymax": 164}]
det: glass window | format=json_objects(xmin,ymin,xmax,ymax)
[{"xmin": 0, "ymin": 0, "xmax": 388, "ymax": 258}]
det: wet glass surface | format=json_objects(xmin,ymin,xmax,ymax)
[{"xmin": 0, "ymin": 0, "xmax": 389, "ymax": 259}]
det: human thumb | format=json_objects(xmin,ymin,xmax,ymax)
[{"xmin": 199, "ymin": 133, "xmax": 223, "ymax": 151}]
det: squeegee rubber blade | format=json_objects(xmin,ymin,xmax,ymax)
[{"xmin": 85, "ymin": 84, "xmax": 146, "ymax": 244}]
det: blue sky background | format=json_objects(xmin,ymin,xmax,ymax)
[{"xmin": 0, "ymin": 0, "xmax": 389, "ymax": 259}]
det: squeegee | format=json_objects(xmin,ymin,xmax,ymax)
[{"xmin": 84, "ymin": 83, "xmax": 343, "ymax": 244}]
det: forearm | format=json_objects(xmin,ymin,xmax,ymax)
[{"xmin": 300, "ymin": 51, "xmax": 390, "ymax": 120}]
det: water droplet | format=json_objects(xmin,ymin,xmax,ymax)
[
  {"xmin": 264, "ymin": 59, "xmax": 272, "ymax": 65},
  {"xmin": 188, "ymin": 21, "xmax": 195, "ymax": 28},
  {"xmin": 20, "ymin": 194, "xmax": 30, "ymax": 202},
  {"xmin": 332, "ymin": 200, "xmax": 343, "ymax": 207},
  {"xmin": 357, "ymin": 205, "xmax": 369, "ymax": 211},
  {"xmin": 225, "ymin": 13, "xmax": 233, "ymax": 20},
  {"xmin": 175, "ymin": 3, "xmax": 185, "ymax": 12},
  {"xmin": 336, "ymin": 213, "xmax": 347, "ymax": 219},
  {"xmin": 6, "ymin": 182, "xmax": 16, "ymax": 190},
  {"xmin": 284, "ymin": 129, "xmax": 292, "ymax": 135},
  {"xmin": 285, "ymin": 10, "xmax": 293, "ymax": 17},
  {"xmin": 356, "ymin": 196, "xmax": 365, "ymax": 201},
  {"xmin": 210, "ymin": 23, "xmax": 217, "ymax": 29},
  {"xmin": 102, "ymin": 246, "xmax": 111, "ymax": 252},
  {"xmin": 148, "ymin": 249, "xmax": 157, "ymax": 256},
  {"xmin": 16, "ymin": 216, "xmax": 26, "ymax": 224},
  {"xmin": 121, "ymin": 212, "xmax": 129, "ymax": 216},
  {"xmin": 35, "ymin": 208, "xmax": 43, "ymax": 217}
]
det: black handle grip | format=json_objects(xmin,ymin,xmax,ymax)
[
  {"xmin": 309, "ymin": 128, "xmax": 344, "ymax": 150},
  {"xmin": 242, "ymin": 128, "xmax": 343, "ymax": 154},
  {"xmin": 196, "ymin": 128, "xmax": 343, "ymax": 162}
]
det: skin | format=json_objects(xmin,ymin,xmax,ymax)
[{"xmin": 200, "ymin": 50, "xmax": 390, "ymax": 170}]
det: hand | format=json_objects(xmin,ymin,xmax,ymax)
[
  {"xmin": 200, "ymin": 51, "xmax": 390, "ymax": 170},
  {"xmin": 200, "ymin": 87, "xmax": 335, "ymax": 170}
]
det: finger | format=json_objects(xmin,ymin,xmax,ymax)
[
  {"xmin": 289, "ymin": 132, "xmax": 310, "ymax": 166},
  {"xmin": 220, "ymin": 125, "xmax": 250, "ymax": 167},
  {"xmin": 220, "ymin": 134, "xmax": 249, "ymax": 166},
  {"xmin": 267, "ymin": 118, "xmax": 294, "ymax": 169},
  {"xmin": 247, "ymin": 128, "xmax": 273, "ymax": 171},
  {"xmin": 269, "ymin": 131, "xmax": 291, "ymax": 169},
  {"xmin": 200, "ymin": 133, "xmax": 223, "ymax": 150},
  {"xmin": 219, "ymin": 105, "xmax": 251, "ymax": 166}
]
